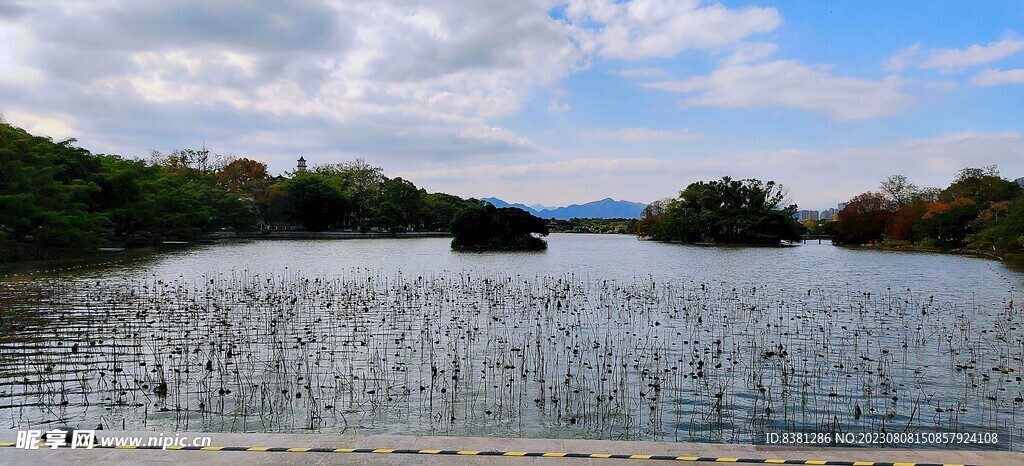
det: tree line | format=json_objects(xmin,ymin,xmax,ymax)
[
  {"xmin": 5, "ymin": 120, "xmax": 1019, "ymax": 259},
  {"xmin": 0, "ymin": 122, "xmax": 535, "ymax": 259},
  {"xmin": 633, "ymin": 168, "xmax": 1023, "ymax": 264},
  {"xmin": 832, "ymin": 167, "xmax": 1023, "ymax": 260},
  {"xmin": 548, "ymin": 218, "xmax": 638, "ymax": 234},
  {"xmin": 260, "ymin": 160, "xmax": 472, "ymax": 233},
  {"xmin": 1, "ymin": 123, "xmax": 253, "ymax": 259}
]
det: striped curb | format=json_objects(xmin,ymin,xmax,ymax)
[{"xmin": 0, "ymin": 441, "xmax": 991, "ymax": 465}]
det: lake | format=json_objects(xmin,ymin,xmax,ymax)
[{"xmin": 2, "ymin": 234, "xmax": 1021, "ymax": 449}]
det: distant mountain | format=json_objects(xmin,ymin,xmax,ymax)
[
  {"xmin": 482, "ymin": 197, "xmax": 647, "ymax": 220},
  {"xmin": 480, "ymin": 197, "xmax": 540, "ymax": 215}
]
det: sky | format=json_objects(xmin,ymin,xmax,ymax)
[{"xmin": 1, "ymin": 1, "xmax": 1023, "ymax": 210}]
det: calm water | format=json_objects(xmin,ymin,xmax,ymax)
[{"xmin": 2, "ymin": 234, "xmax": 1022, "ymax": 449}]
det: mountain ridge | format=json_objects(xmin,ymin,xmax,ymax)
[{"xmin": 481, "ymin": 197, "xmax": 647, "ymax": 220}]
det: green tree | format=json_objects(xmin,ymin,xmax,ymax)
[
  {"xmin": 0, "ymin": 122, "xmax": 259, "ymax": 257},
  {"xmin": 216, "ymin": 158, "xmax": 271, "ymax": 196},
  {"xmin": 374, "ymin": 177, "xmax": 426, "ymax": 232},
  {"xmin": 450, "ymin": 202, "xmax": 549, "ymax": 249},
  {"xmin": 969, "ymin": 199, "xmax": 1024, "ymax": 255},
  {"xmin": 424, "ymin": 193, "xmax": 471, "ymax": 231},
  {"xmin": 314, "ymin": 159, "xmax": 384, "ymax": 230},
  {"xmin": 913, "ymin": 198, "xmax": 981, "ymax": 247},
  {"xmin": 639, "ymin": 177, "xmax": 801, "ymax": 244},
  {"xmin": 940, "ymin": 165, "xmax": 1020, "ymax": 208},
  {"xmin": 281, "ymin": 173, "xmax": 346, "ymax": 231}
]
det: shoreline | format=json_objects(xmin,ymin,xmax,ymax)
[
  {"xmin": 841, "ymin": 243, "xmax": 1022, "ymax": 269},
  {"xmin": 200, "ymin": 230, "xmax": 452, "ymax": 241},
  {"xmin": 0, "ymin": 231, "xmax": 453, "ymax": 275}
]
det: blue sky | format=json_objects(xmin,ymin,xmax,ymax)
[{"xmin": 1, "ymin": 1, "xmax": 1023, "ymax": 210}]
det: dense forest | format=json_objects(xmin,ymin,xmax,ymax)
[
  {"xmin": 450, "ymin": 202, "xmax": 550, "ymax": 250},
  {"xmin": 0, "ymin": 123, "xmax": 545, "ymax": 259},
  {"xmin": 1, "ymin": 124, "xmax": 251, "ymax": 259},
  {"xmin": 4, "ymin": 121, "xmax": 1022, "ymax": 261},
  {"xmin": 832, "ymin": 168, "xmax": 1024, "ymax": 261},
  {"xmin": 636, "ymin": 177, "xmax": 804, "ymax": 244}
]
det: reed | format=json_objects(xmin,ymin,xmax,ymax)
[{"xmin": 0, "ymin": 271, "xmax": 1020, "ymax": 447}]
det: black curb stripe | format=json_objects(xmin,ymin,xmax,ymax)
[{"xmin": 0, "ymin": 442, "xmax": 992, "ymax": 465}]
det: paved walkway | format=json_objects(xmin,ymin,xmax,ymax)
[{"xmin": 0, "ymin": 430, "xmax": 1019, "ymax": 465}]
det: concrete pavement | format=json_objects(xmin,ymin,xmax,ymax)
[{"xmin": 0, "ymin": 430, "xmax": 1019, "ymax": 465}]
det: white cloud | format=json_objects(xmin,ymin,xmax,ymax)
[
  {"xmin": 642, "ymin": 60, "xmax": 911, "ymax": 120},
  {"xmin": 2, "ymin": 108, "xmax": 78, "ymax": 140},
  {"xmin": 1, "ymin": 0, "xmax": 587, "ymax": 165},
  {"xmin": 393, "ymin": 157, "xmax": 671, "ymax": 204},
  {"xmin": 457, "ymin": 124, "xmax": 539, "ymax": 151},
  {"xmin": 548, "ymin": 99, "xmax": 571, "ymax": 112},
  {"xmin": 0, "ymin": 23, "xmax": 43, "ymax": 86},
  {"xmin": 397, "ymin": 157, "xmax": 668, "ymax": 180},
  {"xmin": 920, "ymin": 36, "xmax": 1024, "ymax": 72},
  {"xmin": 582, "ymin": 127, "xmax": 699, "ymax": 142},
  {"xmin": 719, "ymin": 42, "xmax": 777, "ymax": 66},
  {"xmin": 615, "ymin": 67, "xmax": 667, "ymax": 78},
  {"xmin": 564, "ymin": 0, "xmax": 780, "ymax": 60},
  {"xmin": 972, "ymin": 68, "xmax": 1024, "ymax": 87},
  {"xmin": 885, "ymin": 43, "xmax": 921, "ymax": 72},
  {"xmin": 394, "ymin": 132, "xmax": 1024, "ymax": 208}
]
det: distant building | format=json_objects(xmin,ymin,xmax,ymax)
[
  {"xmin": 792, "ymin": 203, "xmax": 845, "ymax": 222},
  {"xmin": 793, "ymin": 210, "xmax": 820, "ymax": 222},
  {"xmin": 297, "ymin": 156, "xmax": 307, "ymax": 172}
]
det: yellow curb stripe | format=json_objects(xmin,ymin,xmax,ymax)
[{"xmin": 0, "ymin": 441, "xmax": 996, "ymax": 466}]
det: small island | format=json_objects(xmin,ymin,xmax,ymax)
[
  {"xmin": 450, "ymin": 201, "xmax": 549, "ymax": 250},
  {"xmin": 636, "ymin": 177, "xmax": 803, "ymax": 245}
]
